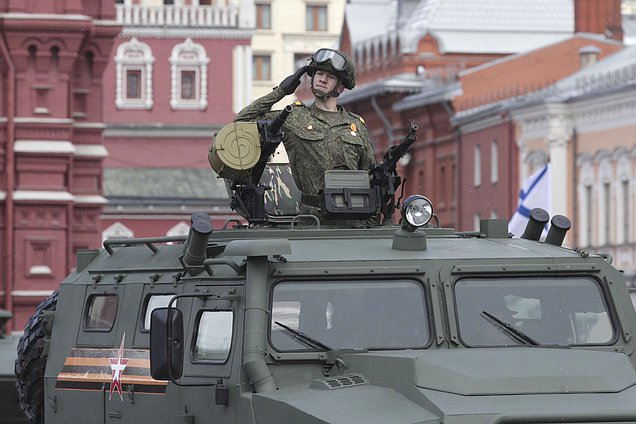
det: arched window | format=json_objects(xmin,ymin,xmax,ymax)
[
  {"xmin": 115, "ymin": 37, "xmax": 154, "ymax": 109},
  {"xmin": 170, "ymin": 38, "xmax": 209, "ymax": 110}
]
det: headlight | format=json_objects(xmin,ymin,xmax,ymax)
[{"xmin": 402, "ymin": 195, "xmax": 433, "ymax": 230}]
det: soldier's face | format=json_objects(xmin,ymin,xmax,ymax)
[{"xmin": 313, "ymin": 70, "xmax": 340, "ymax": 93}]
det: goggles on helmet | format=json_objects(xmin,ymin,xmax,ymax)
[{"xmin": 311, "ymin": 49, "xmax": 347, "ymax": 71}]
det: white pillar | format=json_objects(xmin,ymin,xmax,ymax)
[
  {"xmin": 546, "ymin": 109, "xmax": 572, "ymax": 218},
  {"xmin": 548, "ymin": 136, "xmax": 568, "ymax": 217},
  {"xmin": 233, "ymin": 45, "xmax": 252, "ymax": 114}
]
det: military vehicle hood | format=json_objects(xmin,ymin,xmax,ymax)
[
  {"xmin": 251, "ymin": 349, "xmax": 636, "ymax": 424},
  {"xmin": 343, "ymin": 348, "xmax": 636, "ymax": 395}
]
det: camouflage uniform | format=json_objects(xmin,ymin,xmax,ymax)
[{"xmin": 234, "ymin": 86, "xmax": 375, "ymax": 220}]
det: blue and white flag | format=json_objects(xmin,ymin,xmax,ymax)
[{"xmin": 509, "ymin": 164, "xmax": 551, "ymax": 238}]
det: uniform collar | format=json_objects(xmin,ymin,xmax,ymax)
[{"xmin": 309, "ymin": 103, "xmax": 349, "ymax": 125}]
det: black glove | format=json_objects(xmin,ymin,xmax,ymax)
[{"xmin": 279, "ymin": 66, "xmax": 308, "ymax": 95}]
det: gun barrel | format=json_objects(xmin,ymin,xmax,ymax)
[{"xmin": 269, "ymin": 105, "xmax": 294, "ymax": 135}]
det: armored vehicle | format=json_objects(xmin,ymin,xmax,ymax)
[
  {"xmin": 14, "ymin": 112, "xmax": 636, "ymax": 424},
  {"xmin": 1, "ymin": 311, "xmax": 27, "ymax": 424}
]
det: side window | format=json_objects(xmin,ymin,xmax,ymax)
[
  {"xmin": 85, "ymin": 294, "xmax": 118, "ymax": 331},
  {"xmin": 142, "ymin": 294, "xmax": 176, "ymax": 331},
  {"xmin": 193, "ymin": 311, "xmax": 233, "ymax": 363}
]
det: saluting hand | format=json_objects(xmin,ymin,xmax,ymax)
[{"xmin": 279, "ymin": 66, "xmax": 308, "ymax": 95}]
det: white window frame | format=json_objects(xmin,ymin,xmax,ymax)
[
  {"xmin": 170, "ymin": 38, "xmax": 209, "ymax": 110},
  {"xmin": 115, "ymin": 38, "xmax": 154, "ymax": 110}
]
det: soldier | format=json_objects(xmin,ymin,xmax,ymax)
[{"xmin": 234, "ymin": 48, "xmax": 375, "ymax": 221}]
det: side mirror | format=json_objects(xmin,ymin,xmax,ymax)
[{"xmin": 150, "ymin": 307, "xmax": 184, "ymax": 380}]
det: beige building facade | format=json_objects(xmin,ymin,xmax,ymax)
[
  {"xmin": 250, "ymin": 0, "xmax": 346, "ymax": 105},
  {"xmin": 512, "ymin": 46, "xmax": 636, "ymax": 285}
]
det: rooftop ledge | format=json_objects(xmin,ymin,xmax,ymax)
[{"xmin": 115, "ymin": 3, "xmax": 240, "ymax": 28}]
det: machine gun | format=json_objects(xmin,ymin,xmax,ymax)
[
  {"xmin": 209, "ymin": 106, "xmax": 293, "ymax": 225},
  {"xmin": 369, "ymin": 121, "xmax": 419, "ymax": 222}
]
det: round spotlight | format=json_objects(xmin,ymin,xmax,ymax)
[{"xmin": 402, "ymin": 195, "xmax": 433, "ymax": 230}]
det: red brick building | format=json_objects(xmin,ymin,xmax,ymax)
[
  {"xmin": 336, "ymin": 0, "xmax": 624, "ymax": 229},
  {"xmin": 0, "ymin": 0, "xmax": 254, "ymax": 330},
  {"xmin": 0, "ymin": 0, "xmax": 627, "ymax": 330},
  {"xmin": 0, "ymin": 1, "xmax": 121, "ymax": 328},
  {"xmin": 100, "ymin": 2, "xmax": 254, "ymax": 241},
  {"xmin": 453, "ymin": 35, "xmax": 623, "ymax": 231}
]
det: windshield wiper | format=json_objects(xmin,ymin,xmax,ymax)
[
  {"xmin": 274, "ymin": 321, "xmax": 332, "ymax": 351},
  {"xmin": 480, "ymin": 311, "xmax": 540, "ymax": 346}
]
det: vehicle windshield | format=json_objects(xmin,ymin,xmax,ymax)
[
  {"xmin": 455, "ymin": 277, "xmax": 614, "ymax": 347},
  {"xmin": 270, "ymin": 280, "xmax": 429, "ymax": 351}
]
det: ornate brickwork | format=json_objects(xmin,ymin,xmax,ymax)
[{"xmin": 0, "ymin": 1, "xmax": 120, "ymax": 330}]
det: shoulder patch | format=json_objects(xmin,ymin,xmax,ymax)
[{"xmin": 348, "ymin": 111, "xmax": 366, "ymax": 126}]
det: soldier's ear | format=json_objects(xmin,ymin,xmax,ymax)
[{"xmin": 337, "ymin": 84, "xmax": 345, "ymax": 94}]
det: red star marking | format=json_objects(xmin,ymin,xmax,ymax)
[{"xmin": 109, "ymin": 333, "xmax": 130, "ymax": 401}]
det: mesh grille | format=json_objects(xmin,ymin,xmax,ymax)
[{"xmin": 311, "ymin": 374, "xmax": 368, "ymax": 390}]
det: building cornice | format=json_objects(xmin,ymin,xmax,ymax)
[
  {"xmin": 12, "ymin": 191, "xmax": 108, "ymax": 204},
  {"xmin": 74, "ymin": 145, "xmax": 108, "ymax": 158},
  {"xmin": 13, "ymin": 191, "xmax": 75, "ymax": 202},
  {"xmin": 121, "ymin": 27, "xmax": 252, "ymax": 40},
  {"xmin": 13, "ymin": 117, "xmax": 73, "ymax": 124},
  {"xmin": 104, "ymin": 124, "xmax": 220, "ymax": 138},
  {"xmin": 73, "ymin": 122, "xmax": 107, "ymax": 129},
  {"xmin": 511, "ymin": 83, "xmax": 636, "ymax": 144},
  {"xmin": 457, "ymin": 113, "xmax": 506, "ymax": 135},
  {"xmin": 13, "ymin": 141, "xmax": 108, "ymax": 158},
  {"xmin": 569, "ymin": 85, "xmax": 636, "ymax": 134},
  {"xmin": 510, "ymin": 101, "xmax": 569, "ymax": 144},
  {"xmin": 338, "ymin": 75, "xmax": 426, "ymax": 105},
  {"xmin": 14, "ymin": 140, "xmax": 75, "ymax": 154},
  {"xmin": 94, "ymin": 20, "xmax": 121, "ymax": 27},
  {"xmin": 282, "ymin": 32, "xmax": 340, "ymax": 43},
  {"xmin": 393, "ymin": 83, "xmax": 460, "ymax": 111},
  {"xmin": 0, "ymin": 13, "xmax": 91, "ymax": 21},
  {"xmin": 10, "ymin": 290, "xmax": 55, "ymax": 297},
  {"xmin": 74, "ymin": 195, "xmax": 108, "ymax": 205}
]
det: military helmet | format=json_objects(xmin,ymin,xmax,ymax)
[{"xmin": 307, "ymin": 48, "xmax": 356, "ymax": 90}]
